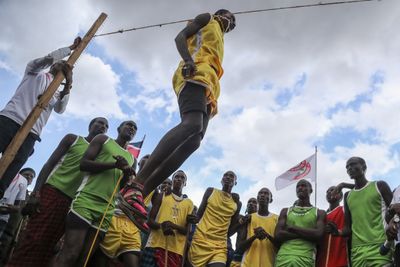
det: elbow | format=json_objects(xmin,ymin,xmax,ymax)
[
  {"xmin": 175, "ymin": 33, "xmax": 186, "ymax": 47},
  {"xmin": 274, "ymin": 232, "xmax": 283, "ymax": 243},
  {"xmin": 80, "ymin": 159, "xmax": 89, "ymax": 171}
]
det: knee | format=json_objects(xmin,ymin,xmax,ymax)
[
  {"xmin": 185, "ymin": 134, "xmax": 202, "ymax": 152},
  {"xmin": 181, "ymin": 120, "xmax": 203, "ymax": 137}
]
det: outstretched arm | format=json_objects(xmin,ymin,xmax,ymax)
[{"xmin": 26, "ymin": 37, "xmax": 81, "ymax": 75}]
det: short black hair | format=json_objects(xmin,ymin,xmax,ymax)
[
  {"xmin": 117, "ymin": 120, "xmax": 137, "ymax": 133},
  {"xmin": 214, "ymin": 9, "xmax": 235, "ymax": 23},
  {"xmin": 19, "ymin": 167, "xmax": 36, "ymax": 177},
  {"xmin": 88, "ymin": 117, "xmax": 107, "ymax": 130},
  {"xmin": 347, "ymin": 156, "xmax": 367, "ymax": 171}
]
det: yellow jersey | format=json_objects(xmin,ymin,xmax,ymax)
[
  {"xmin": 193, "ymin": 188, "xmax": 237, "ymax": 247},
  {"xmin": 172, "ymin": 15, "xmax": 224, "ymax": 117},
  {"xmin": 242, "ymin": 212, "xmax": 279, "ymax": 267},
  {"xmin": 146, "ymin": 193, "xmax": 194, "ymax": 255}
]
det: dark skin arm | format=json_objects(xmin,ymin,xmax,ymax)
[
  {"xmin": 195, "ymin": 187, "xmax": 213, "ymax": 222},
  {"xmin": 376, "ymin": 181, "xmax": 394, "ymax": 223},
  {"xmin": 33, "ymin": 134, "xmax": 77, "ymax": 194},
  {"xmin": 148, "ymin": 193, "xmax": 163, "ymax": 230},
  {"xmin": 336, "ymin": 182, "xmax": 355, "ymax": 191},
  {"xmin": 274, "ymin": 208, "xmax": 299, "ymax": 244},
  {"xmin": 236, "ymin": 220, "xmax": 256, "ymax": 253},
  {"xmin": 339, "ymin": 192, "xmax": 352, "ymax": 237},
  {"xmin": 228, "ymin": 199, "xmax": 242, "ymax": 237},
  {"xmin": 80, "ymin": 134, "xmax": 131, "ymax": 174},
  {"xmin": 175, "ymin": 13, "xmax": 211, "ymax": 78},
  {"xmin": 287, "ymin": 209, "xmax": 326, "ymax": 243}
]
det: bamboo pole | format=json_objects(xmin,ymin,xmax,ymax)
[{"xmin": 0, "ymin": 12, "xmax": 107, "ymax": 180}]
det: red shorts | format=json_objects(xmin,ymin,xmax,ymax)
[
  {"xmin": 154, "ymin": 248, "xmax": 183, "ymax": 267},
  {"xmin": 7, "ymin": 184, "xmax": 71, "ymax": 267}
]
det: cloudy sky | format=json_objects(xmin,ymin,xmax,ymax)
[{"xmin": 1, "ymin": 0, "xmax": 399, "ymax": 214}]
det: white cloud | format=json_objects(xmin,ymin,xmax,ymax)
[{"xmin": 66, "ymin": 53, "xmax": 126, "ymax": 119}]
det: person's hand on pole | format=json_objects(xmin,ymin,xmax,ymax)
[{"xmin": 69, "ymin": 37, "xmax": 82, "ymax": 50}]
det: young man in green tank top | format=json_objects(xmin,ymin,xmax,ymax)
[
  {"xmin": 275, "ymin": 179, "xmax": 326, "ymax": 267},
  {"xmin": 336, "ymin": 157, "xmax": 393, "ymax": 267},
  {"xmin": 52, "ymin": 120, "xmax": 137, "ymax": 267},
  {"xmin": 7, "ymin": 117, "xmax": 108, "ymax": 267}
]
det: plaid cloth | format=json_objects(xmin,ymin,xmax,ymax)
[
  {"xmin": 7, "ymin": 184, "xmax": 71, "ymax": 267},
  {"xmin": 140, "ymin": 247, "xmax": 157, "ymax": 267},
  {"xmin": 154, "ymin": 248, "xmax": 182, "ymax": 267}
]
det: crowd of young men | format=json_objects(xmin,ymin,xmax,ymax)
[
  {"xmin": 1, "ymin": 154, "xmax": 400, "ymax": 266},
  {"xmin": 1, "ymin": 6, "xmax": 400, "ymax": 267}
]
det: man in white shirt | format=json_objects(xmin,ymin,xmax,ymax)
[
  {"xmin": 0, "ymin": 167, "xmax": 35, "ymax": 237},
  {"xmin": 0, "ymin": 37, "xmax": 81, "ymax": 198}
]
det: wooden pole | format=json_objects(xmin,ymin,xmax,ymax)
[{"xmin": 0, "ymin": 13, "xmax": 107, "ymax": 180}]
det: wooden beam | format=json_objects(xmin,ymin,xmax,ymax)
[{"xmin": 0, "ymin": 12, "xmax": 108, "ymax": 180}]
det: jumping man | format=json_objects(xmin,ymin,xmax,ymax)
[{"xmin": 126, "ymin": 9, "xmax": 236, "ymax": 225}]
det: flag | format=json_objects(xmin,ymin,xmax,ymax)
[
  {"xmin": 275, "ymin": 153, "xmax": 316, "ymax": 191},
  {"xmin": 127, "ymin": 135, "xmax": 146, "ymax": 159}
]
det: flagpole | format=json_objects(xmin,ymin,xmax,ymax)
[
  {"xmin": 315, "ymin": 146, "xmax": 318, "ymax": 207},
  {"xmin": 142, "ymin": 134, "xmax": 146, "ymax": 144}
]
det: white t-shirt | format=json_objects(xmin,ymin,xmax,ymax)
[
  {"xmin": 0, "ymin": 47, "xmax": 71, "ymax": 136},
  {"xmin": 0, "ymin": 174, "xmax": 28, "ymax": 222}
]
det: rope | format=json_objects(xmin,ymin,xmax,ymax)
[
  {"xmin": 94, "ymin": 0, "xmax": 380, "ymax": 37},
  {"xmin": 83, "ymin": 173, "xmax": 124, "ymax": 267}
]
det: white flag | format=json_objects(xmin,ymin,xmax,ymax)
[{"xmin": 275, "ymin": 153, "xmax": 316, "ymax": 191}]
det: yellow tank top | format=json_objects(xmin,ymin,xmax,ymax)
[
  {"xmin": 144, "ymin": 190, "xmax": 154, "ymax": 207},
  {"xmin": 146, "ymin": 193, "xmax": 194, "ymax": 255},
  {"xmin": 242, "ymin": 212, "xmax": 278, "ymax": 267},
  {"xmin": 193, "ymin": 188, "xmax": 237, "ymax": 247},
  {"xmin": 172, "ymin": 15, "xmax": 224, "ymax": 117}
]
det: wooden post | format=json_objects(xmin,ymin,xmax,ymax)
[{"xmin": 0, "ymin": 12, "xmax": 108, "ymax": 180}]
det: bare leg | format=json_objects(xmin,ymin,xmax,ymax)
[
  {"xmin": 77, "ymin": 227, "xmax": 104, "ymax": 267},
  {"xmin": 208, "ymin": 263, "xmax": 226, "ymax": 267},
  {"xmin": 121, "ymin": 252, "xmax": 139, "ymax": 267},
  {"xmin": 134, "ymin": 111, "xmax": 207, "ymax": 196},
  {"xmin": 51, "ymin": 212, "xmax": 90, "ymax": 267}
]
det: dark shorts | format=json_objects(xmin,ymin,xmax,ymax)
[
  {"xmin": 178, "ymin": 82, "xmax": 209, "ymax": 116},
  {"xmin": 178, "ymin": 82, "xmax": 211, "ymax": 139}
]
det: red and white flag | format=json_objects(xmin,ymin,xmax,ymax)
[
  {"xmin": 275, "ymin": 153, "xmax": 316, "ymax": 191},
  {"xmin": 127, "ymin": 135, "xmax": 146, "ymax": 159}
]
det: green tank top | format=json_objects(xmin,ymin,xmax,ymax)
[
  {"xmin": 347, "ymin": 181, "xmax": 386, "ymax": 247},
  {"xmin": 277, "ymin": 206, "xmax": 317, "ymax": 259},
  {"xmin": 76, "ymin": 138, "xmax": 134, "ymax": 203},
  {"xmin": 46, "ymin": 136, "xmax": 89, "ymax": 199}
]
